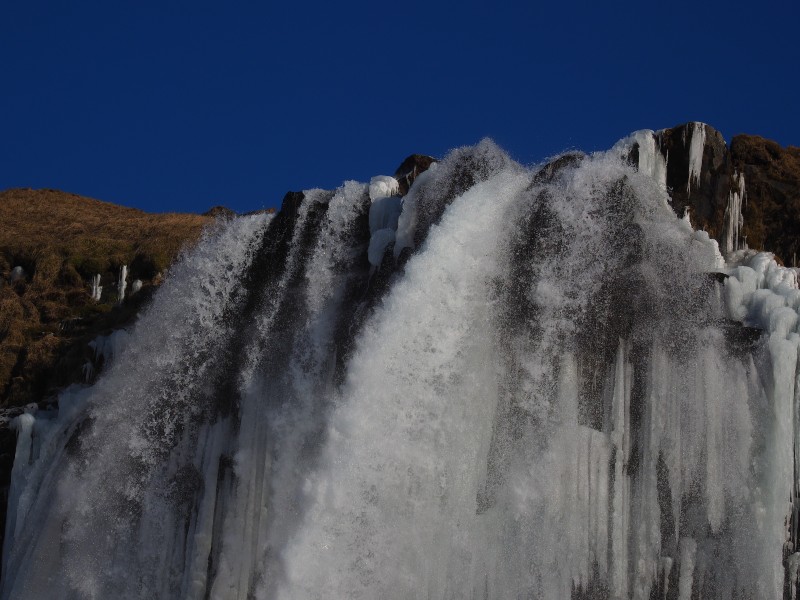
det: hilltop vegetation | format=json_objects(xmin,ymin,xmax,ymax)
[{"xmin": 0, "ymin": 188, "xmax": 211, "ymax": 406}]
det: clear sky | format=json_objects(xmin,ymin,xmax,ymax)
[{"xmin": 2, "ymin": 0, "xmax": 798, "ymax": 214}]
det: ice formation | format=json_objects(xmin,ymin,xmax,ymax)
[
  {"xmin": 367, "ymin": 194, "xmax": 403, "ymax": 267},
  {"xmin": 117, "ymin": 264, "xmax": 127, "ymax": 302},
  {"xmin": 394, "ymin": 162, "xmax": 438, "ymax": 257},
  {"xmin": 131, "ymin": 279, "xmax": 143, "ymax": 294},
  {"xmin": 9, "ymin": 266, "xmax": 25, "ymax": 282},
  {"xmin": 686, "ymin": 121, "xmax": 707, "ymax": 195},
  {"xmin": 364, "ymin": 176, "xmax": 403, "ymax": 266},
  {"xmin": 368, "ymin": 175, "xmax": 399, "ymax": 200},
  {"xmin": 88, "ymin": 329, "xmax": 131, "ymax": 368},
  {"xmin": 2, "ymin": 138, "xmax": 800, "ymax": 600},
  {"xmin": 81, "ymin": 360, "xmax": 94, "ymax": 383},
  {"xmin": 90, "ymin": 274, "xmax": 102, "ymax": 301},
  {"xmin": 617, "ymin": 129, "xmax": 668, "ymax": 189},
  {"xmin": 724, "ymin": 169, "xmax": 747, "ymax": 254}
]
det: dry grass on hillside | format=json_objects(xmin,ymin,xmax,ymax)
[
  {"xmin": 0, "ymin": 188, "xmax": 212, "ymax": 406},
  {"xmin": 0, "ymin": 188, "xmax": 210, "ymax": 278}
]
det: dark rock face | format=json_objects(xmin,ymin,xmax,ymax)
[{"xmin": 659, "ymin": 122, "xmax": 731, "ymax": 239}]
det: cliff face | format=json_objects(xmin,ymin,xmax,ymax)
[{"xmin": 0, "ymin": 188, "xmax": 211, "ymax": 408}]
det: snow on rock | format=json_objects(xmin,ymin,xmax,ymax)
[
  {"xmin": 368, "ymin": 176, "xmax": 399, "ymax": 201},
  {"xmin": 686, "ymin": 122, "xmax": 706, "ymax": 195}
]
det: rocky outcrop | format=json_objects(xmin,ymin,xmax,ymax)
[
  {"xmin": 203, "ymin": 205, "xmax": 238, "ymax": 219},
  {"xmin": 629, "ymin": 123, "xmax": 800, "ymax": 264},
  {"xmin": 394, "ymin": 154, "xmax": 437, "ymax": 195}
]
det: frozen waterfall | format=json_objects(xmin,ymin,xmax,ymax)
[{"xmin": 3, "ymin": 136, "xmax": 800, "ymax": 599}]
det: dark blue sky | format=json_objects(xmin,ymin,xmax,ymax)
[{"xmin": 2, "ymin": 0, "xmax": 798, "ymax": 214}]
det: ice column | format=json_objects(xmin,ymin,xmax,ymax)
[
  {"xmin": 633, "ymin": 130, "xmax": 668, "ymax": 189},
  {"xmin": 724, "ymin": 170, "xmax": 746, "ymax": 254},
  {"xmin": 117, "ymin": 265, "xmax": 127, "ymax": 302},
  {"xmin": 686, "ymin": 122, "xmax": 706, "ymax": 195},
  {"xmin": 367, "ymin": 176, "xmax": 402, "ymax": 267},
  {"xmin": 90, "ymin": 274, "xmax": 102, "ymax": 301}
]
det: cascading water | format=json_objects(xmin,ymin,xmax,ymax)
[{"xmin": 3, "ymin": 134, "xmax": 800, "ymax": 599}]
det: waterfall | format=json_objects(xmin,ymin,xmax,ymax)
[{"xmin": 3, "ymin": 137, "xmax": 800, "ymax": 599}]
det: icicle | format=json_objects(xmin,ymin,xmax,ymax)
[
  {"xmin": 117, "ymin": 265, "xmax": 127, "ymax": 303},
  {"xmin": 90, "ymin": 274, "xmax": 102, "ymax": 301},
  {"xmin": 686, "ymin": 122, "xmax": 706, "ymax": 195},
  {"xmin": 723, "ymin": 170, "xmax": 746, "ymax": 254},
  {"xmin": 632, "ymin": 130, "xmax": 668, "ymax": 189},
  {"xmin": 611, "ymin": 129, "xmax": 668, "ymax": 191}
]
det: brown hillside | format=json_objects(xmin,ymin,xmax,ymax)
[
  {"xmin": 730, "ymin": 136, "xmax": 800, "ymax": 264},
  {"xmin": 0, "ymin": 188, "xmax": 212, "ymax": 407}
]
